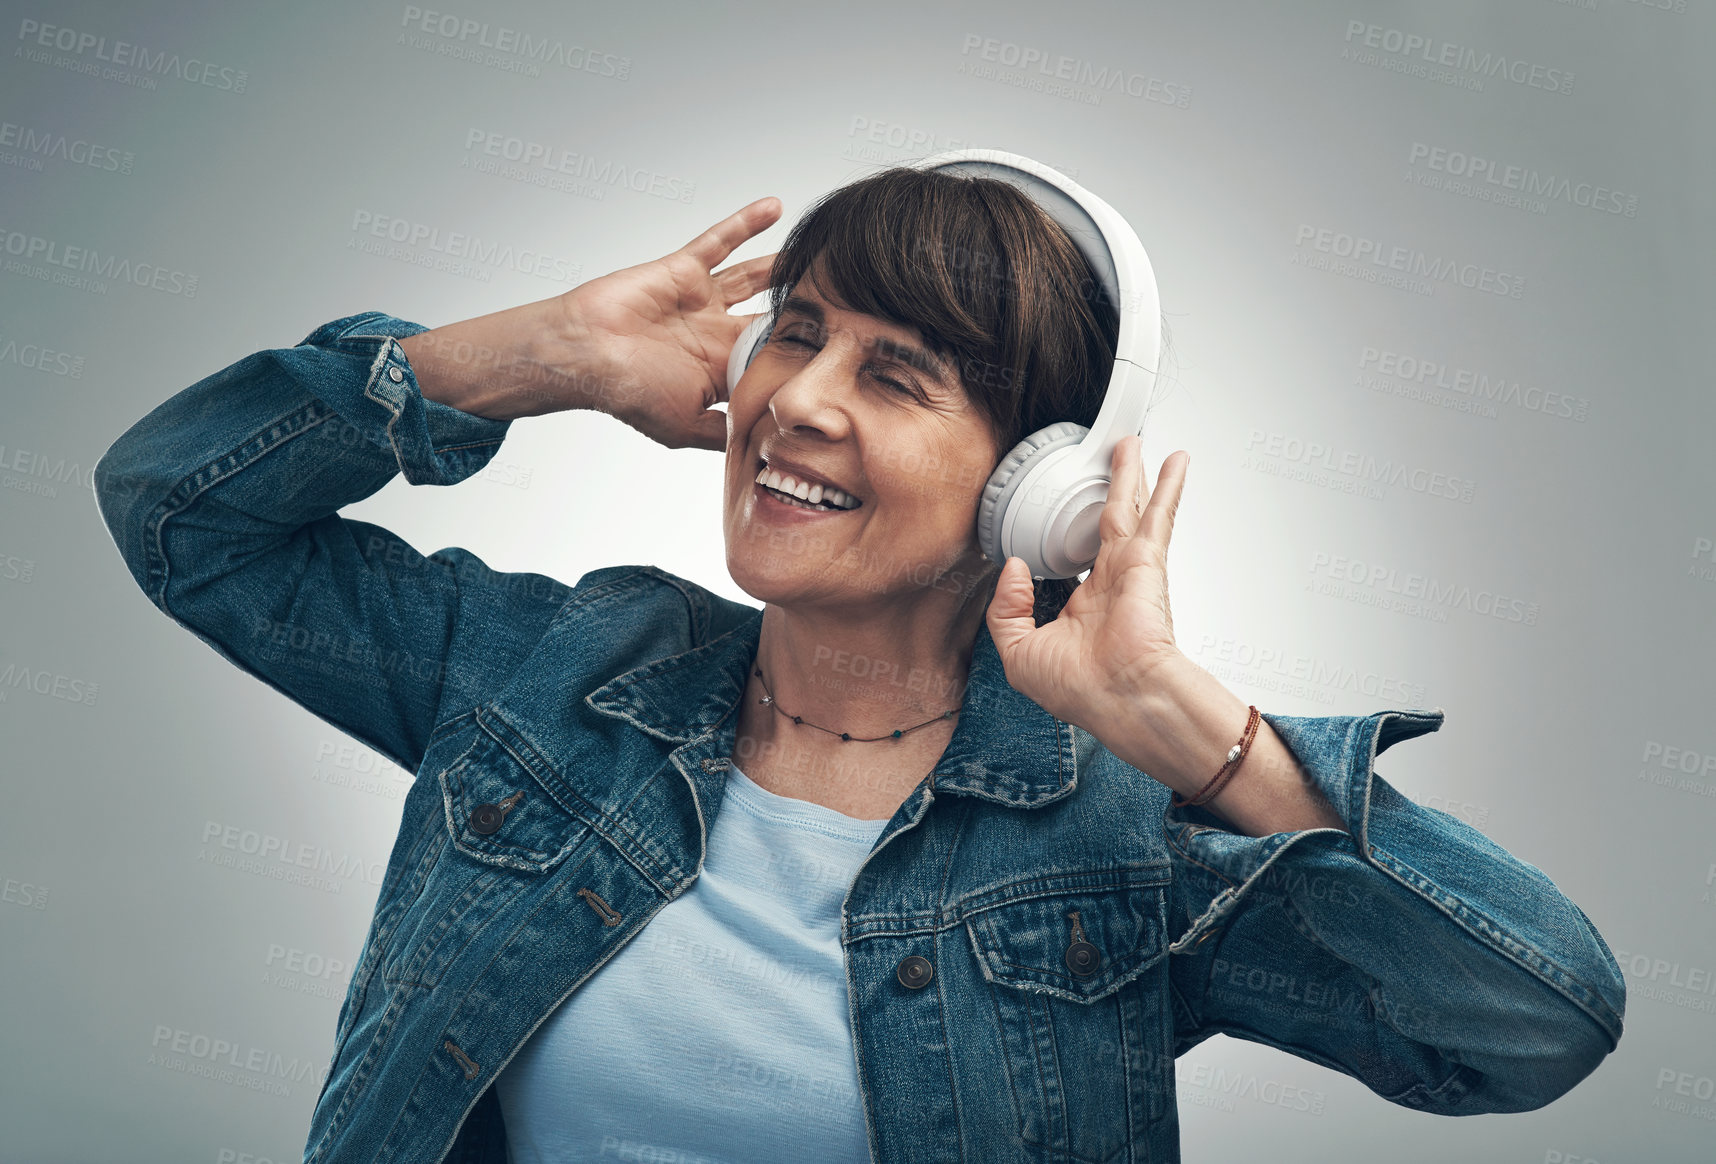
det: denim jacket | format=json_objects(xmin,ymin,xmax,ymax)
[{"xmin": 93, "ymin": 310, "xmax": 1626, "ymax": 1163}]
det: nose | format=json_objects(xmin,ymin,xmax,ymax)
[{"xmin": 767, "ymin": 344, "xmax": 854, "ymax": 442}]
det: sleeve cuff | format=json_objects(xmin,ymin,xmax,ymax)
[
  {"xmin": 299, "ymin": 310, "xmax": 514, "ymax": 486},
  {"xmin": 1164, "ymin": 707, "xmax": 1446, "ymax": 948}
]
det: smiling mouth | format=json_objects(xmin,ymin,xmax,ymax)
[{"xmin": 754, "ymin": 461, "xmax": 863, "ymax": 513}]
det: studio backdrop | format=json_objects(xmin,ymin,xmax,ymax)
[{"xmin": 1, "ymin": 0, "xmax": 1711, "ymax": 1160}]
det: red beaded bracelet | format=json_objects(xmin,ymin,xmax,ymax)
[{"xmin": 1172, "ymin": 704, "xmax": 1261, "ymax": 808}]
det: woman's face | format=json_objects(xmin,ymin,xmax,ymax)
[{"xmin": 723, "ymin": 267, "xmax": 1003, "ymax": 613}]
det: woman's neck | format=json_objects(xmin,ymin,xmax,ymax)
[
  {"xmin": 748, "ymin": 580, "xmax": 992, "ymax": 735},
  {"xmin": 731, "ymin": 591, "xmax": 991, "ymax": 817},
  {"xmin": 727, "ymin": 566, "xmax": 1003, "ymax": 817}
]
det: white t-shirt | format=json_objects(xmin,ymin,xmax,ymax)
[{"xmin": 494, "ymin": 760, "xmax": 891, "ymax": 1163}]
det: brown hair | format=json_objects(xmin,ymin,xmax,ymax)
[{"xmin": 766, "ymin": 163, "xmax": 1150, "ymax": 625}]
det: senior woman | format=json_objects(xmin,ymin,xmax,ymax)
[{"xmin": 95, "ymin": 164, "xmax": 1624, "ymax": 1163}]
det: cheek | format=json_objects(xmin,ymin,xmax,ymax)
[
  {"xmin": 935, "ymin": 446, "xmax": 997, "ymax": 518},
  {"xmin": 727, "ymin": 375, "xmax": 763, "ymax": 421},
  {"xmin": 895, "ymin": 468, "xmax": 990, "ymax": 540},
  {"xmin": 725, "ymin": 398, "xmax": 765, "ymax": 463}
]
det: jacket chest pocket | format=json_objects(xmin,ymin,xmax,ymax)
[
  {"xmin": 963, "ymin": 868, "xmax": 1174, "ymax": 1164},
  {"xmin": 383, "ymin": 709, "xmax": 595, "ymax": 989}
]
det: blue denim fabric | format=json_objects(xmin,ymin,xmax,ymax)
[{"xmin": 93, "ymin": 311, "xmax": 1626, "ymax": 1163}]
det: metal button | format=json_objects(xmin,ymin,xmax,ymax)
[
  {"xmin": 388, "ymin": 366, "xmax": 404, "ymax": 383},
  {"xmin": 1065, "ymin": 941, "xmax": 1102, "ymax": 976},
  {"xmin": 896, "ymin": 955, "xmax": 933, "ymax": 989},
  {"xmin": 468, "ymin": 803, "xmax": 505, "ymax": 835}
]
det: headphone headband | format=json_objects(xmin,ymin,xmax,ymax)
[{"xmin": 909, "ymin": 149, "xmax": 1160, "ymax": 391}]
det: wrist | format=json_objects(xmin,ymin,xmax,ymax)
[
  {"xmin": 399, "ymin": 297, "xmax": 599, "ymax": 421},
  {"xmin": 1079, "ymin": 647, "xmax": 1195, "ymax": 743},
  {"xmin": 534, "ymin": 290, "xmax": 623, "ymax": 418},
  {"xmin": 1082, "ymin": 650, "xmax": 1237, "ymax": 791},
  {"xmin": 1086, "ymin": 655, "xmax": 1345, "ymax": 835}
]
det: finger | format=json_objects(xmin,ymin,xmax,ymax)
[
  {"xmin": 1097, "ymin": 435, "xmax": 1146, "ymax": 544},
  {"xmin": 686, "ymin": 408, "xmax": 729, "ymax": 452},
  {"xmin": 681, "ymin": 197, "xmax": 783, "ymax": 271},
  {"xmin": 1137, "ymin": 450, "xmax": 1188, "ymax": 553},
  {"xmin": 984, "ymin": 556, "xmax": 1039, "ymax": 661},
  {"xmin": 713, "ymin": 252, "xmax": 779, "ymax": 307}
]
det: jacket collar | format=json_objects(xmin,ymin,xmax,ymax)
[{"xmin": 585, "ymin": 607, "xmax": 1080, "ymax": 810}]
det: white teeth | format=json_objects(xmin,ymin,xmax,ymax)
[{"xmin": 753, "ymin": 465, "xmax": 861, "ymax": 510}]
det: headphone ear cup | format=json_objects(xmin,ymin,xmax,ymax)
[
  {"xmin": 977, "ymin": 420, "xmax": 1089, "ymax": 574},
  {"xmin": 726, "ymin": 313, "xmax": 775, "ymax": 396}
]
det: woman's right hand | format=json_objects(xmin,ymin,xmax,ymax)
[
  {"xmin": 542, "ymin": 196, "xmax": 782, "ymax": 450},
  {"xmin": 402, "ymin": 196, "xmax": 782, "ymax": 450}
]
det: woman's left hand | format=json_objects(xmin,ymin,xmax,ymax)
[{"xmin": 985, "ymin": 436, "xmax": 1190, "ymax": 730}]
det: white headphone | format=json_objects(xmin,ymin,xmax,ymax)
[{"xmin": 726, "ymin": 148, "xmax": 1164, "ymax": 580}]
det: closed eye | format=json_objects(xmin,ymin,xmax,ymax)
[
  {"xmin": 863, "ymin": 365, "xmax": 918, "ymax": 398},
  {"xmin": 773, "ymin": 335, "xmax": 919, "ymax": 399}
]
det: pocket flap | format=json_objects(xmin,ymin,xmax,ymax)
[
  {"xmin": 435, "ymin": 708, "xmax": 589, "ymax": 874},
  {"xmin": 962, "ymin": 866, "xmax": 1170, "ymax": 1003}
]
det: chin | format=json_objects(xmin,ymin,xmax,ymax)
[{"xmin": 723, "ymin": 544, "xmax": 823, "ymax": 604}]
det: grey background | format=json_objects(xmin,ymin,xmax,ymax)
[{"xmin": 2, "ymin": 0, "xmax": 1711, "ymax": 1160}]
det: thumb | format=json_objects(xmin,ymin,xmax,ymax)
[
  {"xmin": 985, "ymin": 556, "xmax": 1037, "ymax": 660},
  {"xmin": 687, "ymin": 408, "xmax": 729, "ymax": 452}
]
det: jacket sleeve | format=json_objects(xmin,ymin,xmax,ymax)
[
  {"xmin": 92, "ymin": 309, "xmax": 576, "ymax": 774},
  {"xmin": 1163, "ymin": 707, "xmax": 1626, "ymax": 1114}
]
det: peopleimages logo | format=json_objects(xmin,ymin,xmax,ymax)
[
  {"xmin": 1294, "ymin": 224, "xmax": 1525, "ymax": 299},
  {"xmin": 0, "ymin": 552, "xmax": 37, "ymax": 584},
  {"xmin": 398, "ymin": 5, "xmax": 630, "ymax": 79},
  {"xmin": 1308, "ymin": 550, "xmax": 1541, "ymax": 626},
  {"xmin": 838, "ymin": 115, "xmax": 1086, "ymax": 173},
  {"xmin": 198, "ymin": 819, "xmax": 386, "ymax": 889},
  {"xmin": 1175, "ymin": 1061, "xmax": 1327, "ymax": 1115},
  {"xmin": 1341, "ymin": 21, "xmax": 1574, "ymax": 95},
  {"xmin": 348, "ymin": 209, "xmax": 583, "ymax": 284},
  {"xmin": 16, "ymin": 18, "xmax": 248, "ymax": 92},
  {"xmin": 1194, "ymin": 633, "xmax": 1428, "ymax": 705},
  {"xmin": 1692, "ymin": 537, "xmax": 1716, "ymax": 584},
  {"xmin": 1358, "ymin": 347, "xmax": 1591, "ymax": 423},
  {"xmin": 957, "ymin": 32, "xmax": 1191, "ymax": 108},
  {"xmin": 1613, "ymin": 946, "xmax": 1716, "ymax": 1010},
  {"xmin": 1409, "ymin": 142, "xmax": 1638, "ymax": 218},
  {"xmin": 0, "ymin": 332, "xmax": 85, "ymax": 379},
  {"xmin": 0, "ymin": 661, "xmax": 99, "ymax": 705},
  {"xmin": 0, "ymin": 225, "xmax": 198, "ymax": 297},
  {"xmin": 0, "ymin": 442, "xmax": 95, "ymax": 497},
  {"xmin": 1244, "ymin": 428, "xmax": 1478, "ymax": 504},
  {"xmin": 461, "ymin": 128, "xmax": 696, "ymax": 203},
  {"xmin": 147, "ymin": 1025, "xmax": 326, "ymax": 1098},
  {"xmin": 0, "ymin": 118, "xmax": 134, "ymax": 173},
  {"xmin": 846, "ymin": 115, "xmax": 974, "ymax": 158}
]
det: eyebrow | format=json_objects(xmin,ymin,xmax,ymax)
[{"xmin": 777, "ymin": 294, "xmax": 956, "ymax": 385}]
